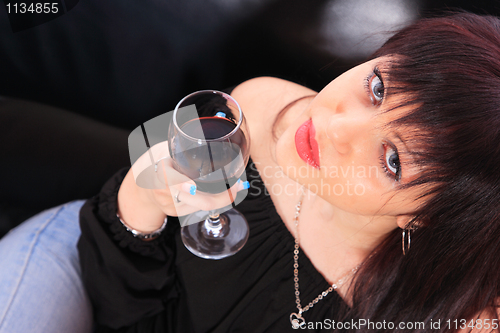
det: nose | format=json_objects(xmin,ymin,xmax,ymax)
[{"xmin": 326, "ymin": 112, "xmax": 368, "ymax": 155}]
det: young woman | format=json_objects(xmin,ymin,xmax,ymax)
[{"xmin": 1, "ymin": 12, "xmax": 499, "ymax": 333}]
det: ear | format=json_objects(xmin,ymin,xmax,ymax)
[{"xmin": 396, "ymin": 215, "xmax": 414, "ymax": 229}]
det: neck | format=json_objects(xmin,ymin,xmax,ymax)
[{"xmin": 297, "ymin": 189, "xmax": 396, "ymax": 282}]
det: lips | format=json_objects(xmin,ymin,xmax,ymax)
[{"xmin": 295, "ymin": 119, "xmax": 320, "ymax": 168}]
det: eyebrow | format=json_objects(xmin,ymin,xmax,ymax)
[{"xmin": 394, "ymin": 132, "xmax": 409, "ymax": 152}]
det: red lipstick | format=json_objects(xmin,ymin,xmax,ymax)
[{"xmin": 295, "ymin": 119, "xmax": 320, "ymax": 168}]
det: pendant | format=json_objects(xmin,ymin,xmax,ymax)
[{"xmin": 290, "ymin": 313, "xmax": 306, "ymax": 329}]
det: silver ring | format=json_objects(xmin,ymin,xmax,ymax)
[{"xmin": 174, "ymin": 191, "xmax": 181, "ymax": 203}]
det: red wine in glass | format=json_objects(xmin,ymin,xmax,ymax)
[{"xmin": 171, "ymin": 116, "xmax": 248, "ymax": 194}]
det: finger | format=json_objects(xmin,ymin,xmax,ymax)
[
  {"xmin": 151, "ymin": 158, "xmax": 196, "ymax": 210},
  {"xmin": 171, "ymin": 178, "xmax": 250, "ymax": 212},
  {"xmin": 150, "ymin": 187, "xmax": 199, "ymax": 217}
]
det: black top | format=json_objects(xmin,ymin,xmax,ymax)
[{"xmin": 78, "ymin": 161, "xmax": 348, "ymax": 332}]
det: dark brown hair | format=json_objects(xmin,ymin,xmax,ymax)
[{"xmin": 337, "ymin": 12, "xmax": 500, "ymax": 332}]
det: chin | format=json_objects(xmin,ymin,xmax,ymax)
[
  {"xmin": 275, "ymin": 134, "xmax": 313, "ymax": 185},
  {"xmin": 275, "ymin": 132, "xmax": 297, "ymax": 177}
]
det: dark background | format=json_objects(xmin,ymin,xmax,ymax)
[{"xmin": 1, "ymin": 0, "xmax": 499, "ymax": 237}]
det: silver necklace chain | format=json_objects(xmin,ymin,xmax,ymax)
[{"xmin": 290, "ymin": 191, "xmax": 359, "ymax": 329}]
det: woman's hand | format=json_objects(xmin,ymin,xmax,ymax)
[
  {"xmin": 117, "ymin": 141, "xmax": 248, "ymax": 234},
  {"xmin": 151, "ymin": 157, "xmax": 247, "ymax": 217}
]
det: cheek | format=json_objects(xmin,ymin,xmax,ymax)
[
  {"xmin": 310, "ymin": 149, "xmax": 393, "ymax": 215},
  {"xmin": 318, "ymin": 183, "xmax": 395, "ymax": 216},
  {"xmin": 317, "ymin": 175, "xmax": 380, "ymax": 212}
]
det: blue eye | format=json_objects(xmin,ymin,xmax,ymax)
[
  {"xmin": 370, "ymin": 76, "xmax": 384, "ymax": 104},
  {"xmin": 382, "ymin": 144, "xmax": 401, "ymax": 181},
  {"xmin": 366, "ymin": 68, "xmax": 385, "ymax": 105}
]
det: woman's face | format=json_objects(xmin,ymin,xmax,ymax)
[{"xmin": 276, "ymin": 57, "xmax": 424, "ymax": 219}]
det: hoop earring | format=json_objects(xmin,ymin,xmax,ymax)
[{"xmin": 402, "ymin": 228, "xmax": 411, "ymax": 256}]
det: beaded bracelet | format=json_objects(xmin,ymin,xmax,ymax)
[{"xmin": 116, "ymin": 214, "xmax": 168, "ymax": 240}]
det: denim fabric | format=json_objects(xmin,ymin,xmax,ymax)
[{"xmin": 0, "ymin": 201, "xmax": 93, "ymax": 333}]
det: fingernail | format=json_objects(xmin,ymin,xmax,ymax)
[
  {"xmin": 242, "ymin": 181, "xmax": 250, "ymax": 190},
  {"xmin": 182, "ymin": 183, "xmax": 197, "ymax": 195},
  {"xmin": 215, "ymin": 112, "xmax": 226, "ymax": 118},
  {"xmin": 189, "ymin": 185, "xmax": 196, "ymax": 195},
  {"xmin": 237, "ymin": 178, "xmax": 241, "ymax": 184}
]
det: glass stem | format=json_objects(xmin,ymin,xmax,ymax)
[
  {"xmin": 204, "ymin": 210, "xmax": 228, "ymax": 238},
  {"xmin": 207, "ymin": 210, "xmax": 221, "ymax": 227}
]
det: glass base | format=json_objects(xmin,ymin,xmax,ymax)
[{"xmin": 180, "ymin": 209, "xmax": 249, "ymax": 260}]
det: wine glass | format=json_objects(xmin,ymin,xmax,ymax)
[{"xmin": 167, "ymin": 90, "xmax": 250, "ymax": 259}]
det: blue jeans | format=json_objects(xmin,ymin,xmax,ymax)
[{"xmin": 0, "ymin": 201, "xmax": 93, "ymax": 333}]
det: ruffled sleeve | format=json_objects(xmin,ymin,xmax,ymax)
[{"xmin": 77, "ymin": 168, "xmax": 178, "ymax": 330}]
